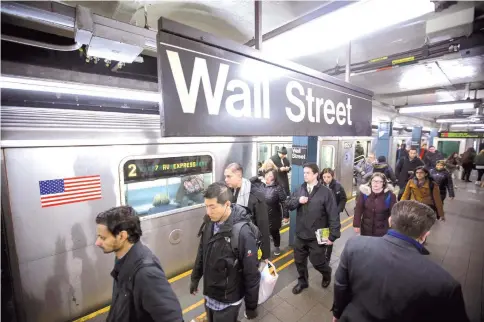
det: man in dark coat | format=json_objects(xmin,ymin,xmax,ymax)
[
  {"xmin": 372, "ymin": 156, "xmax": 397, "ymax": 184},
  {"xmin": 332, "ymin": 200, "xmax": 469, "ymax": 322},
  {"xmin": 95, "ymin": 206, "xmax": 183, "ymax": 322},
  {"xmin": 190, "ymin": 182, "xmax": 260, "ymax": 321},
  {"xmin": 270, "ymin": 146, "xmax": 291, "ymax": 195},
  {"xmin": 287, "ymin": 163, "xmax": 341, "ymax": 295},
  {"xmin": 423, "ymin": 145, "xmax": 444, "ymax": 170},
  {"xmin": 224, "ymin": 163, "xmax": 271, "ymax": 261},
  {"xmin": 395, "ymin": 147, "xmax": 424, "ymax": 200}
]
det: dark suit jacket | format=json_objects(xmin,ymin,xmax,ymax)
[{"xmin": 333, "ymin": 234, "xmax": 469, "ymax": 322}]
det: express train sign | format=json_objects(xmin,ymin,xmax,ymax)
[{"xmin": 156, "ymin": 19, "xmax": 373, "ymax": 137}]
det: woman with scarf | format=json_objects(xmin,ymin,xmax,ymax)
[{"xmin": 401, "ymin": 166, "xmax": 444, "ymax": 221}]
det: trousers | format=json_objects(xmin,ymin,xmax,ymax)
[
  {"xmin": 294, "ymin": 237, "xmax": 331, "ymax": 286},
  {"xmin": 204, "ymin": 302, "xmax": 241, "ymax": 322}
]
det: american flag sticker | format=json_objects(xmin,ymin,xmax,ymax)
[{"xmin": 39, "ymin": 175, "xmax": 102, "ymax": 208}]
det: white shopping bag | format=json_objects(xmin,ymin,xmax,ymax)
[{"xmin": 258, "ymin": 261, "xmax": 279, "ymax": 304}]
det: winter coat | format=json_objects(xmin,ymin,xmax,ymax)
[
  {"xmin": 250, "ymin": 177, "xmax": 288, "ymax": 231},
  {"xmin": 191, "ymin": 205, "xmax": 260, "ymax": 311},
  {"xmin": 286, "ymin": 181, "xmax": 341, "ymax": 242},
  {"xmin": 107, "ymin": 242, "xmax": 183, "ymax": 322},
  {"xmin": 401, "ymin": 178, "xmax": 444, "ymax": 219},
  {"xmin": 270, "ymin": 154, "xmax": 291, "ymax": 193},
  {"xmin": 323, "ymin": 179, "xmax": 347, "ymax": 213},
  {"xmin": 395, "ymin": 156, "xmax": 425, "ymax": 189},
  {"xmin": 353, "ymin": 184, "xmax": 396, "ymax": 237},
  {"xmin": 475, "ymin": 152, "xmax": 484, "ymax": 169},
  {"xmin": 430, "ymin": 168, "xmax": 455, "ymax": 199},
  {"xmin": 461, "ymin": 150, "xmax": 476, "ymax": 166},
  {"xmin": 372, "ymin": 162, "xmax": 397, "ymax": 183},
  {"xmin": 354, "ymin": 159, "xmax": 373, "ymax": 186},
  {"xmin": 423, "ymin": 151, "xmax": 445, "ymax": 169},
  {"xmin": 246, "ymin": 186, "xmax": 271, "ymax": 260},
  {"xmin": 332, "ymin": 234, "xmax": 470, "ymax": 322},
  {"xmin": 445, "ymin": 156, "xmax": 460, "ymax": 172}
]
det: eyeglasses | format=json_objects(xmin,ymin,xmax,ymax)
[{"xmin": 372, "ymin": 180, "xmax": 384, "ymax": 184}]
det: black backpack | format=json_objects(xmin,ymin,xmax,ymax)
[{"xmin": 230, "ymin": 220, "xmax": 263, "ymax": 263}]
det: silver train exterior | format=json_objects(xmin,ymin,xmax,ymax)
[{"xmin": 1, "ymin": 106, "xmax": 410, "ymax": 322}]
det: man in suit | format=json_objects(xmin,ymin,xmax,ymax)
[{"xmin": 332, "ymin": 200, "xmax": 469, "ymax": 322}]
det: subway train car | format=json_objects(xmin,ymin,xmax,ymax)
[{"xmin": 1, "ymin": 105, "xmax": 421, "ymax": 322}]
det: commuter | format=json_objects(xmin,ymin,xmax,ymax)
[
  {"xmin": 419, "ymin": 143, "xmax": 428, "ymax": 160},
  {"xmin": 353, "ymin": 172, "xmax": 396, "ymax": 237},
  {"xmin": 372, "ymin": 156, "xmax": 397, "ymax": 184},
  {"xmin": 430, "ymin": 160, "xmax": 455, "ymax": 204},
  {"xmin": 423, "ymin": 145, "xmax": 444, "ymax": 170},
  {"xmin": 174, "ymin": 174, "xmax": 205, "ymax": 207},
  {"xmin": 474, "ymin": 149, "xmax": 484, "ymax": 185},
  {"xmin": 320, "ymin": 168, "xmax": 347, "ymax": 262},
  {"xmin": 353, "ymin": 153, "xmax": 375, "ymax": 187},
  {"xmin": 396, "ymin": 143, "xmax": 408, "ymax": 165},
  {"xmin": 395, "ymin": 147, "xmax": 424, "ymax": 200},
  {"xmin": 286, "ymin": 163, "xmax": 340, "ymax": 294},
  {"xmin": 445, "ymin": 152, "xmax": 461, "ymax": 187},
  {"xmin": 332, "ymin": 201, "xmax": 470, "ymax": 322},
  {"xmin": 401, "ymin": 166, "xmax": 445, "ymax": 221},
  {"xmin": 190, "ymin": 182, "xmax": 260, "ymax": 321},
  {"xmin": 224, "ymin": 163, "xmax": 271, "ymax": 261},
  {"xmin": 354, "ymin": 141, "xmax": 365, "ymax": 159},
  {"xmin": 270, "ymin": 147, "xmax": 291, "ymax": 195},
  {"xmin": 461, "ymin": 147, "xmax": 476, "ymax": 182},
  {"xmin": 94, "ymin": 206, "xmax": 183, "ymax": 322},
  {"xmin": 250, "ymin": 168, "xmax": 289, "ymax": 256},
  {"xmin": 257, "ymin": 161, "xmax": 263, "ymax": 176}
]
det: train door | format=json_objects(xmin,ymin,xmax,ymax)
[
  {"xmin": 437, "ymin": 141, "xmax": 460, "ymax": 158},
  {"xmin": 318, "ymin": 139, "xmax": 355, "ymax": 196},
  {"xmin": 257, "ymin": 142, "xmax": 292, "ymax": 184}
]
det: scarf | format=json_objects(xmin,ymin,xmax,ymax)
[{"xmin": 236, "ymin": 178, "xmax": 251, "ymax": 207}]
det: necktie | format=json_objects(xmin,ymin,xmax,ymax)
[{"xmin": 308, "ymin": 186, "xmax": 312, "ymax": 194}]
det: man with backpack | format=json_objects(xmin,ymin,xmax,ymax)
[
  {"xmin": 95, "ymin": 206, "xmax": 183, "ymax": 322},
  {"xmin": 190, "ymin": 182, "xmax": 261, "ymax": 322}
]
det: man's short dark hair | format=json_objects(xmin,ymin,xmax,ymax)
[
  {"xmin": 225, "ymin": 162, "xmax": 244, "ymax": 175},
  {"xmin": 390, "ymin": 201, "xmax": 436, "ymax": 239},
  {"xmin": 204, "ymin": 182, "xmax": 233, "ymax": 205},
  {"xmin": 303, "ymin": 162, "xmax": 319, "ymax": 175},
  {"xmin": 378, "ymin": 156, "xmax": 386, "ymax": 163},
  {"xmin": 409, "ymin": 147, "xmax": 417, "ymax": 152},
  {"xmin": 95, "ymin": 206, "xmax": 142, "ymax": 243}
]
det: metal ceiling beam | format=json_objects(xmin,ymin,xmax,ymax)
[
  {"xmin": 254, "ymin": 0, "xmax": 262, "ymax": 50},
  {"xmin": 244, "ymin": 0, "xmax": 352, "ymax": 48}
]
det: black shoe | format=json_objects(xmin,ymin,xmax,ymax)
[
  {"xmin": 322, "ymin": 275, "xmax": 332, "ymax": 288},
  {"xmin": 292, "ymin": 283, "xmax": 308, "ymax": 294}
]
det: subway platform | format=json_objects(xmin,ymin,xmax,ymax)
[{"xmin": 81, "ymin": 179, "xmax": 484, "ymax": 322}]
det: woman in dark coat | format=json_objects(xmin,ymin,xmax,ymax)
[
  {"xmin": 250, "ymin": 169, "xmax": 288, "ymax": 256},
  {"xmin": 461, "ymin": 147, "xmax": 476, "ymax": 182},
  {"xmin": 320, "ymin": 168, "xmax": 347, "ymax": 262},
  {"xmin": 353, "ymin": 173, "xmax": 397, "ymax": 237}
]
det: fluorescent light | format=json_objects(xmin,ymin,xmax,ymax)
[
  {"xmin": 1, "ymin": 76, "xmax": 160, "ymax": 103},
  {"xmin": 262, "ymin": 0, "xmax": 434, "ymax": 59},
  {"xmin": 436, "ymin": 118, "xmax": 472, "ymax": 123},
  {"xmin": 450, "ymin": 123, "xmax": 484, "ymax": 128},
  {"xmin": 475, "ymin": 129, "xmax": 484, "ymax": 132},
  {"xmin": 398, "ymin": 102, "xmax": 477, "ymax": 114}
]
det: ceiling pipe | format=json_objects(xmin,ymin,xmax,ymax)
[
  {"xmin": 1, "ymin": 34, "xmax": 81, "ymax": 51},
  {"xmin": 0, "ymin": 2, "xmax": 75, "ymax": 32}
]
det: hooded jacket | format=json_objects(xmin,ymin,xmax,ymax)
[
  {"xmin": 401, "ymin": 178, "xmax": 444, "ymax": 219},
  {"xmin": 107, "ymin": 242, "xmax": 183, "ymax": 322},
  {"xmin": 286, "ymin": 181, "xmax": 341, "ymax": 242},
  {"xmin": 250, "ymin": 176, "xmax": 288, "ymax": 231},
  {"xmin": 395, "ymin": 156, "xmax": 425, "ymax": 188},
  {"xmin": 423, "ymin": 151, "xmax": 445, "ymax": 169},
  {"xmin": 191, "ymin": 204, "xmax": 260, "ymax": 311},
  {"xmin": 353, "ymin": 184, "xmax": 396, "ymax": 237},
  {"xmin": 430, "ymin": 168, "xmax": 455, "ymax": 199},
  {"xmin": 372, "ymin": 162, "xmax": 397, "ymax": 183}
]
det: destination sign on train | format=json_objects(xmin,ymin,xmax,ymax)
[
  {"xmin": 123, "ymin": 155, "xmax": 213, "ymax": 183},
  {"xmin": 438, "ymin": 132, "xmax": 482, "ymax": 138},
  {"xmin": 157, "ymin": 26, "xmax": 373, "ymax": 137}
]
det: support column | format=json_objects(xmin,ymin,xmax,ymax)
[
  {"xmin": 429, "ymin": 128, "xmax": 439, "ymax": 147},
  {"xmin": 254, "ymin": 1, "xmax": 262, "ymax": 50},
  {"xmin": 288, "ymin": 136, "xmax": 318, "ymax": 246},
  {"xmin": 411, "ymin": 126, "xmax": 423, "ymax": 155},
  {"xmin": 375, "ymin": 122, "xmax": 393, "ymax": 160}
]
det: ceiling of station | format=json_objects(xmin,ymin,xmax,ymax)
[{"xmin": 20, "ymin": 1, "xmax": 484, "ymax": 127}]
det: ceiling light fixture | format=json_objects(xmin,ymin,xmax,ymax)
[
  {"xmin": 450, "ymin": 123, "xmax": 484, "ymax": 128},
  {"xmin": 436, "ymin": 118, "xmax": 473, "ymax": 123},
  {"xmin": 397, "ymin": 101, "xmax": 479, "ymax": 114},
  {"xmin": 262, "ymin": 0, "xmax": 435, "ymax": 59},
  {"xmin": 1, "ymin": 76, "xmax": 160, "ymax": 103}
]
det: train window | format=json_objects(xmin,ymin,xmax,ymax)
[
  {"xmin": 320, "ymin": 145, "xmax": 335, "ymax": 169},
  {"xmin": 121, "ymin": 155, "xmax": 214, "ymax": 218}
]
